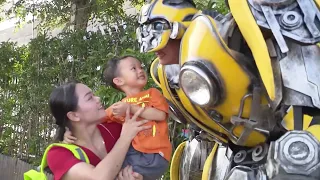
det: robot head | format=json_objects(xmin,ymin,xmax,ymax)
[{"xmin": 136, "ymin": 0, "xmax": 198, "ymax": 53}]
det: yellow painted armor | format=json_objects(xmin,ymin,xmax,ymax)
[{"xmin": 137, "ymin": 0, "xmax": 320, "ymax": 179}]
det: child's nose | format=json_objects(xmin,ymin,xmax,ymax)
[{"xmin": 137, "ymin": 68, "xmax": 144, "ymax": 73}]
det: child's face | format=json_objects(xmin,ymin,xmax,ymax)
[{"xmin": 117, "ymin": 57, "xmax": 147, "ymax": 89}]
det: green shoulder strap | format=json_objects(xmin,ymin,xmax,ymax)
[{"xmin": 24, "ymin": 143, "xmax": 90, "ymax": 180}]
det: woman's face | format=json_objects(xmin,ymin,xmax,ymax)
[{"xmin": 73, "ymin": 83, "xmax": 106, "ymax": 124}]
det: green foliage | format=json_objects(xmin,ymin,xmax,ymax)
[
  {"xmin": 0, "ymin": 13, "xmax": 149, "ymax": 163},
  {"xmin": 195, "ymin": 0, "xmax": 229, "ymax": 14},
  {"xmin": 0, "ymin": 0, "xmax": 145, "ymax": 31}
]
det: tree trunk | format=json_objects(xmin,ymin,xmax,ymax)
[
  {"xmin": 0, "ymin": 127, "xmax": 3, "ymax": 140},
  {"xmin": 70, "ymin": 0, "xmax": 94, "ymax": 31}
]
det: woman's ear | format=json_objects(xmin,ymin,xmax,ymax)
[
  {"xmin": 67, "ymin": 111, "xmax": 80, "ymax": 122},
  {"xmin": 113, "ymin": 77, "xmax": 124, "ymax": 86}
]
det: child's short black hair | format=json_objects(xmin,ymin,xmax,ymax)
[{"xmin": 103, "ymin": 55, "xmax": 137, "ymax": 89}]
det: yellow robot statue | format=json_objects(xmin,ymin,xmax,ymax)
[{"xmin": 136, "ymin": 0, "xmax": 320, "ymax": 179}]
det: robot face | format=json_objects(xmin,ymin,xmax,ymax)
[
  {"xmin": 136, "ymin": 19, "xmax": 172, "ymax": 53},
  {"xmin": 136, "ymin": 0, "xmax": 198, "ymax": 52},
  {"xmin": 138, "ymin": 3, "xmax": 151, "ymax": 24}
]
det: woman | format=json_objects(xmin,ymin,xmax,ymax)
[{"xmin": 47, "ymin": 82, "xmax": 150, "ymax": 180}]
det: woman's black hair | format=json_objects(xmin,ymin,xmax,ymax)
[{"xmin": 49, "ymin": 82, "xmax": 79, "ymax": 142}]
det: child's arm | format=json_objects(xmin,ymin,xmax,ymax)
[
  {"xmin": 63, "ymin": 127, "xmax": 77, "ymax": 144},
  {"xmin": 104, "ymin": 106, "xmax": 125, "ymax": 124},
  {"xmin": 130, "ymin": 88, "xmax": 169, "ymax": 121},
  {"xmin": 130, "ymin": 105, "xmax": 166, "ymax": 121}
]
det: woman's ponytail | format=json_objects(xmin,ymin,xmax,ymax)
[{"xmin": 49, "ymin": 82, "xmax": 78, "ymax": 143}]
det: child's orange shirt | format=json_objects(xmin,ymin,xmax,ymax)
[{"xmin": 104, "ymin": 88, "xmax": 172, "ymax": 162}]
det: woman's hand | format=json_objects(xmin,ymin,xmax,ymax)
[
  {"xmin": 120, "ymin": 107, "xmax": 151, "ymax": 141},
  {"xmin": 116, "ymin": 166, "xmax": 143, "ymax": 180},
  {"xmin": 63, "ymin": 127, "xmax": 77, "ymax": 144}
]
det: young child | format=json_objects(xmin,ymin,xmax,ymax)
[
  {"xmin": 64, "ymin": 55, "xmax": 172, "ymax": 180},
  {"xmin": 105, "ymin": 55, "xmax": 172, "ymax": 180}
]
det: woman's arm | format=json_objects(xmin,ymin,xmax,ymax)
[
  {"xmin": 63, "ymin": 136, "xmax": 131, "ymax": 180},
  {"xmin": 63, "ymin": 107, "xmax": 150, "ymax": 180}
]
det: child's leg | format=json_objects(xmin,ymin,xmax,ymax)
[{"xmin": 123, "ymin": 146, "xmax": 169, "ymax": 180}]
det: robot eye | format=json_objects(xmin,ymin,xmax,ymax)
[
  {"xmin": 153, "ymin": 22, "xmax": 165, "ymax": 31},
  {"xmin": 152, "ymin": 20, "xmax": 170, "ymax": 31}
]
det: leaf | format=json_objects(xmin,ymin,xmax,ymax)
[{"xmin": 79, "ymin": 74, "xmax": 89, "ymax": 79}]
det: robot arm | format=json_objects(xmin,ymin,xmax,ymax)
[{"xmin": 225, "ymin": 129, "xmax": 320, "ymax": 180}]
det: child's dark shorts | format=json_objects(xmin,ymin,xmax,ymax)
[{"xmin": 122, "ymin": 145, "xmax": 169, "ymax": 180}]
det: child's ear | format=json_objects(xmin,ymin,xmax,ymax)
[{"xmin": 113, "ymin": 77, "xmax": 124, "ymax": 86}]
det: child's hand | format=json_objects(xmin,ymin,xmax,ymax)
[
  {"xmin": 63, "ymin": 127, "xmax": 77, "ymax": 144},
  {"xmin": 116, "ymin": 166, "xmax": 143, "ymax": 180},
  {"xmin": 112, "ymin": 102, "xmax": 130, "ymax": 116}
]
